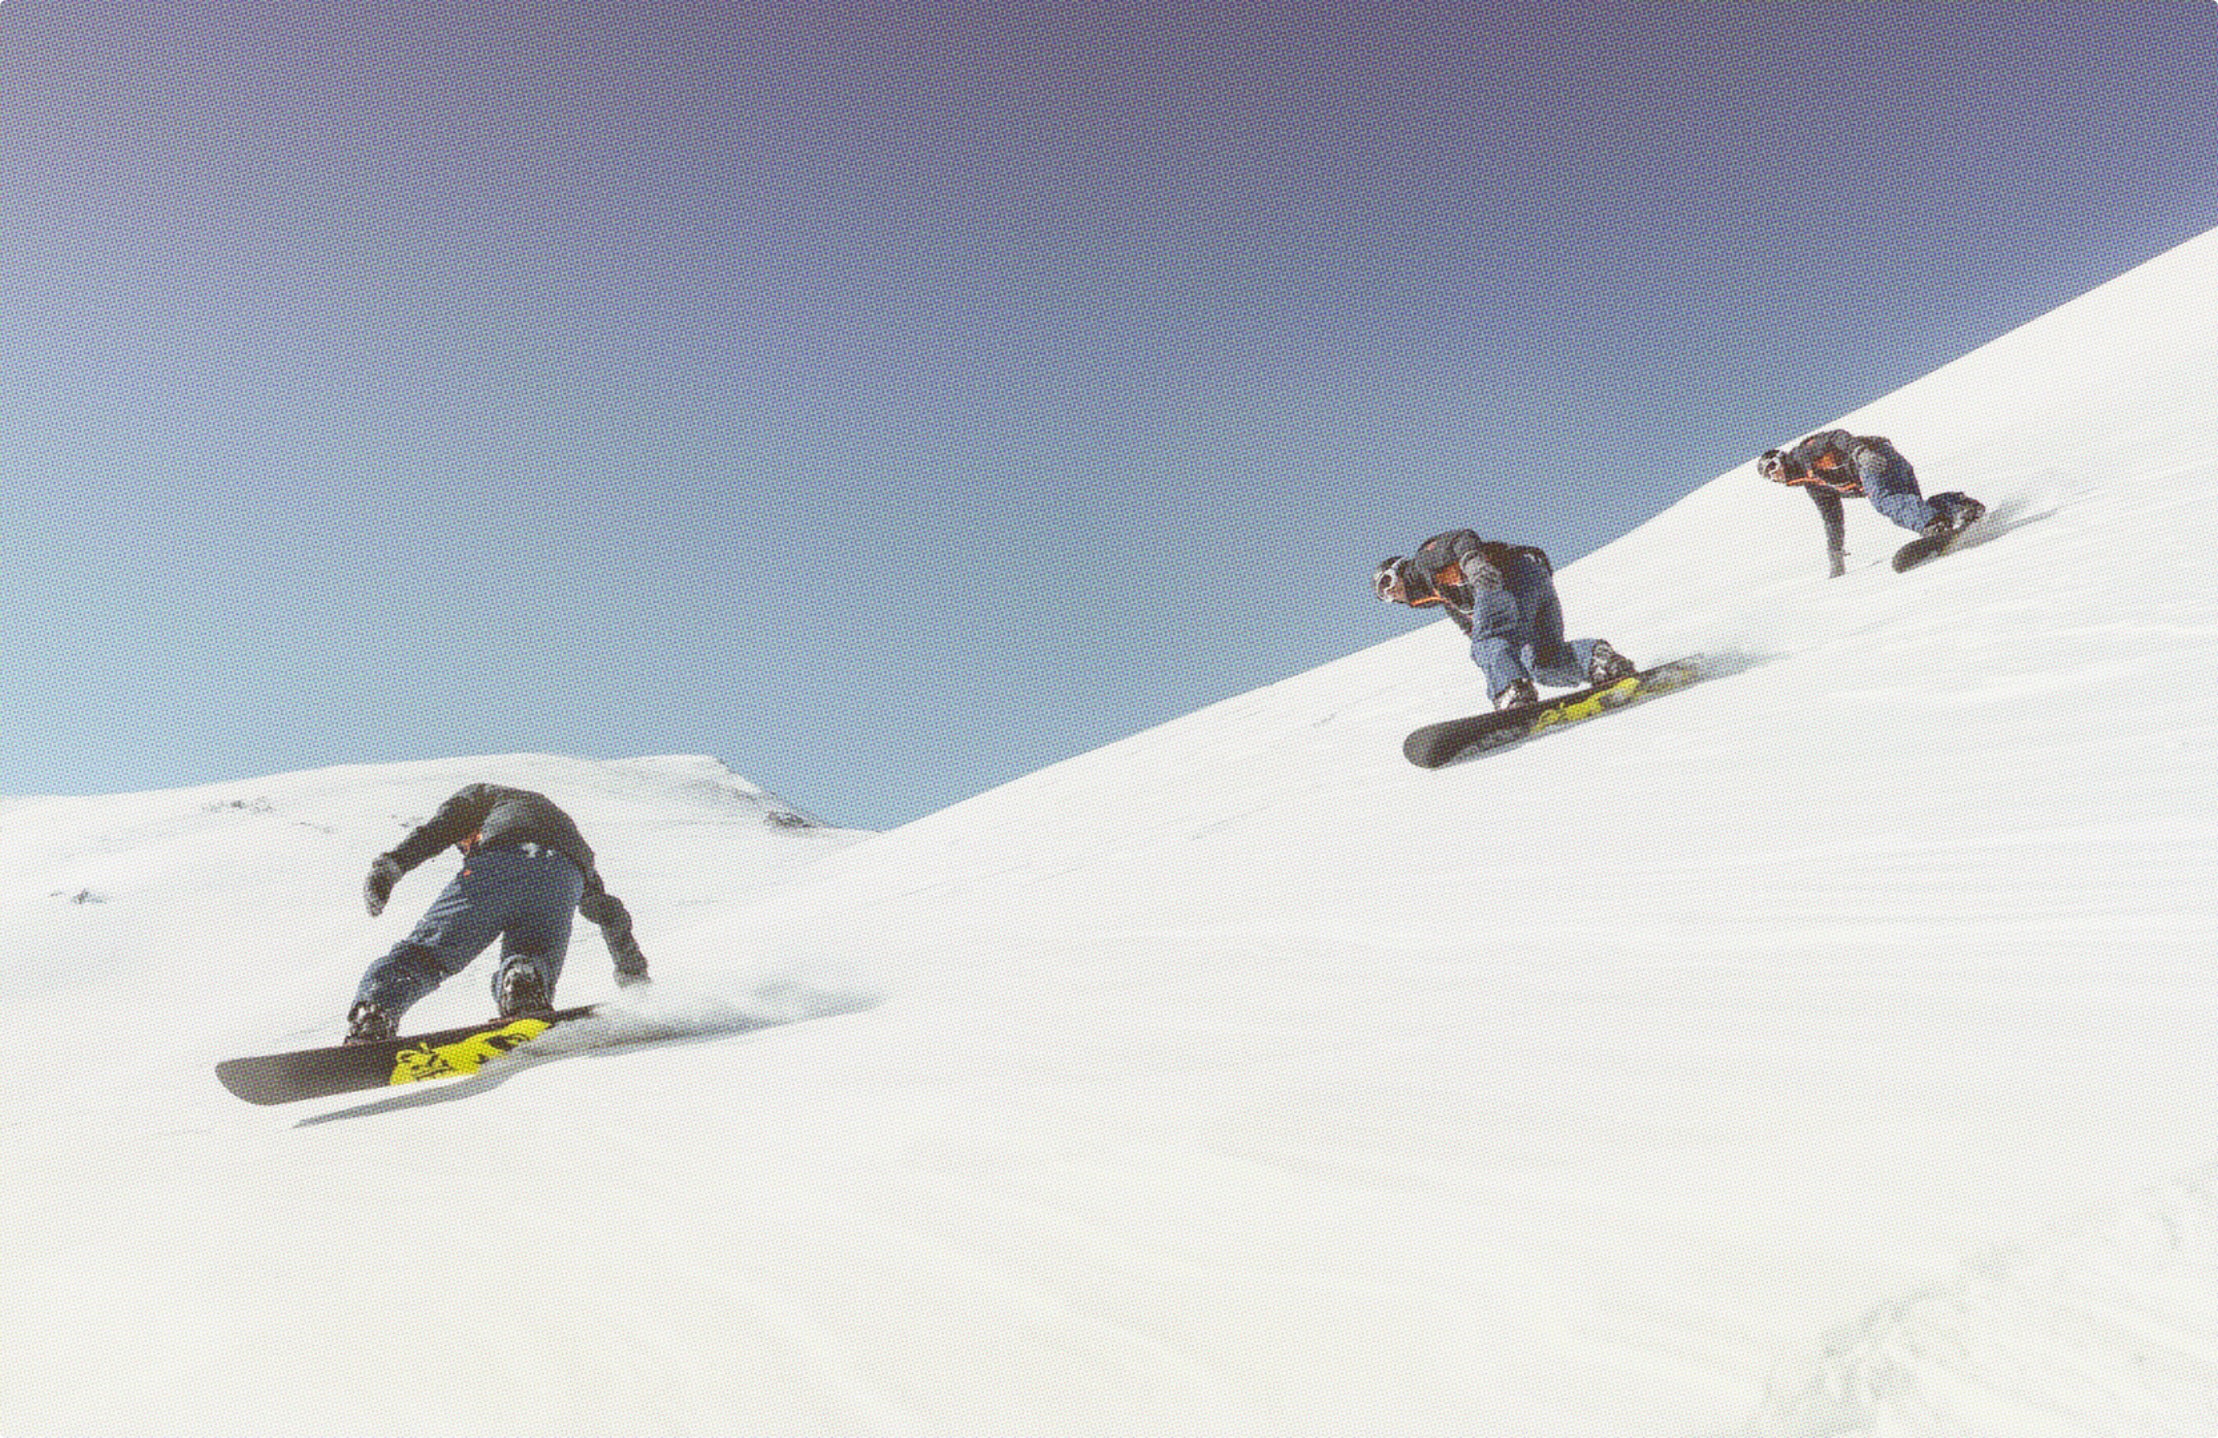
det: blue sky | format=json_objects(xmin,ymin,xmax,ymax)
[{"xmin": 5, "ymin": 1, "xmax": 2216, "ymax": 829}]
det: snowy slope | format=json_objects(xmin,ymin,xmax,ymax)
[{"xmin": 4, "ymin": 228, "xmax": 2216, "ymax": 1437}]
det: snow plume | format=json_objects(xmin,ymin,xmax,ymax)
[{"xmin": 529, "ymin": 975, "xmax": 886, "ymax": 1061}]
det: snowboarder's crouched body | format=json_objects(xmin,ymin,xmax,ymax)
[
  {"xmin": 1759, "ymin": 430, "xmax": 1984, "ymax": 576},
  {"xmin": 1375, "ymin": 529, "xmax": 1636, "ymax": 709},
  {"xmin": 347, "ymin": 783, "xmax": 646, "ymax": 1043}
]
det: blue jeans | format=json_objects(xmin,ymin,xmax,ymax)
[
  {"xmin": 1856, "ymin": 447, "xmax": 1978, "ymax": 535},
  {"xmin": 1469, "ymin": 549, "xmax": 1607, "ymax": 701},
  {"xmin": 354, "ymin": 845, "xmax": 587, "ymax": 1021}
]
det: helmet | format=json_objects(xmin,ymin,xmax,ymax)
[
  {"xmin": 1372, "ymin": 557, "xmax": 1407, "ymax": 602},
  {"xmin": 1757, "ymin": 448, "xmax": 1804, "ymax": 483}
]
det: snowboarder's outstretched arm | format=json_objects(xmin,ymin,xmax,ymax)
[
  {"xmin": 1807, "ymin": 487, "xmax": 1848, "ymax": 577},
  {"xmin": 363, "ymin": 786, "xmax": 504, "ymax": 914},
  {"xmin": 579, "ymin": 890, "xmax": 650, "ymax": 987},
  {"xmin": 1762, "ymin": 441, "xmax": 1853, "ymax": 577}
]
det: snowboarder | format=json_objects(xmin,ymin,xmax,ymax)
[
  {"xmin": 346, "ymin": 783, "xmax": 647, "ymax": 1043},
  {"xmin": 1758, "ymin": 430, "xmax": 1984, "ymax": 577},
  {"xmin": 1374, "ymin": 529, "xmax": 1637, "ymax": 709}
]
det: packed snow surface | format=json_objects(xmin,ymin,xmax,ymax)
[{"xmin": 4, "ymin": 229, "xmax": 2216, "ymax": 1436}]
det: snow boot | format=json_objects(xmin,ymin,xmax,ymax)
[
  {"xmin": 344, "ymin": 1001, "xmax": 397, "ymax": 1046},
  {"xmin": 1922, "ymin": 494, "xmax": 1985, "ymax": 539},
  {"xmin": 1586, "ymin": 640, "xmax": 1638, "ymax": 686},
  {"xmin": 496, "ymin": 960, "xmax": 551, "ymax": 1019},
  {"xmin": 1494, "ymin": 678, "xmax": 1539, "ymax": 711}
]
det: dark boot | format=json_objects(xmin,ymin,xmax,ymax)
[
  {"xmin": 344, "ymin": 1001, "xmax": 397, "ymax": 1045},
  {"xmin": 1923, "ymin": 494, "xmax": 1985, "ymax": 539},
  {"xmin": 1493, "ymin": 678, "xmax": 1539, "ymax": 712},
  {"xmin": 1586, "ymin": 640, "xmax": 1638, "ymax": 685},
  {"xmin": 496, "ymin": 960, "xmax": 551, "ymax": 1018}
]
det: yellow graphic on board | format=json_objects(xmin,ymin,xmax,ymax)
[
  {"xmin": 1526, "ymin": 674, "xmax": 1643, "ymax": 735},
  {"xmin": 387, "ymin": 1017, "xmax": 554, "ymax": 1086}
]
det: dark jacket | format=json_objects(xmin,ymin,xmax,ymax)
[
  {"xmin": 1403, "ymin": 530, "xmax": 1551, "ymax": 636},
  {"xmin": 385, "ymin": 784, "xmax": 608, "ymax": 903},
  {"xmin": 1777, "ymin": 429, "xmax": 1879, "ymax": 498}
]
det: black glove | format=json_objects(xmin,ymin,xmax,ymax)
[
  {"xmin": 363, "ymin": 855, "xmax": 404, "ymax": 917},
  {"xmin": 609, "ymin": 928, "xmax": 650, "ymax": 987},
  {"xmin": 1827, "ymin": 548, "xmax": 1847, "ymax": 579}
]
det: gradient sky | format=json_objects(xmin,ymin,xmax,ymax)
[{"xmin": 6, "ymin": 1, "xmax": 2216, "ymax": 829}]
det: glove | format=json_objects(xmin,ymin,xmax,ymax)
[
  {"xmin": 609, "ymin": 928, "xmax": 650, "ymax": 988},
  {"xmin": 363, "ymin": 855, "xmax": 404, "ymax": 917},
  {"xmin": 1827, "ymin": 548, "xmax": 1847, "ymax": 579}
]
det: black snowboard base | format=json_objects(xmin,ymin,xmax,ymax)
[
  {"xmin": 1891, "ymin": 531, "xmax": 1960, "ymax": 572},
  {"xmin": 1403, "ymin": 657, "xmax": 1703, "ymax": 769},
  {"xmin": 216, "ymin": 1005, "xmax": 601, "ymax": 1105}
]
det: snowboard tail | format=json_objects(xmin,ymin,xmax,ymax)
[
  {"xmin": 216, "ymin": 1005, "xmax": 599, "ymax": 1105},
  {"xmin": 1403, "ymin": 657, "xmax": 1702, "ymax": 769}
]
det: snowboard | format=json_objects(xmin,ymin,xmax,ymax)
[
  {"xmin": 1403, "ymin": 657, "xmax": 1703, "ymax": 769},
  {"xmin": 1890, "ymin": 530, "xmax": 1962, "ymax": 572},
  {"xmin": 216, "ymin": 1005, "xmax": 600, "ymax": 1105}
]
